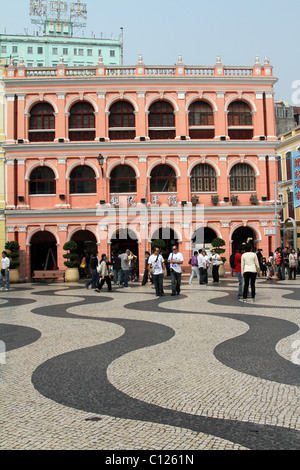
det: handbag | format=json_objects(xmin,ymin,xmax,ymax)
[
  {"xmin": 150, "ymin": 255, "xmax": 159, "ymax": 274},
  {"xmin": 215, "ymin": 260, "xmax": 223, "ymax": 266}
]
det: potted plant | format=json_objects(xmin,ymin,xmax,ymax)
[
  {"xmin": 211, "ymin": 195, "xmax": 219, "ymax": 205},
  {"xmin": 5, "ymin": 241, "xmax": 20, "ymax": 283},
  {"xmin": 231, "ymin": 195, "xmax": 239, "ymax": 204},
  {"xmin": 63, "ymin": 240, "xmax": 80, "ymax": 282},
  {"xmin": 211, "ymin": 237, "xmax": 226, "ymax": 277}
]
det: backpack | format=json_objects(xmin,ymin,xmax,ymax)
[{"xmin": 230, "ymin": 253, "xmax": 236, "ymax": 269}]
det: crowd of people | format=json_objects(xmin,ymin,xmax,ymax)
[
  {"xmin": 83, "ymin": 241, "xmax": 300, "ymax": 303},
  {"xmin": 231, "ymin": 240, "xmax": 299, "ymax": 302},
  {"xmin": 1, "ymin": 241, "xmax": 299, "ymax": 299}
]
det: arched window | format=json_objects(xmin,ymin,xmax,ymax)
[
  {"xmin": 230, "ymin": 163, "xmax": 256, "ymax": 192},
  {"xmin": 227, "ymin": 101, "xmax": 253, "ymax": 140},
  {"xmin": 69, "ymin": 102, "xmax": 95, "ymax": 141},
  {"xmin": 150, "ymin": 164, "xmax": 177, "ymax": 192},
  {"xmin": 29, "ymin": 103, "xmax": 55, "ymax": 142},
  {"xmin": 109, "ymin": 101, "xmax": 136, "ymax": 140},
  {"xmin": 110, "ymin": 165, "xmax": 137, "ymax": 193},
  {"xmin": 148, "ymin": 101, "xmax": 175, "ymax": 140},
  {"xmin": 69, "ymin": 165, "xmax": 96, "ymax": 194},
  {"xmin": 191, "ymin": 164, "xmax": 216, "ymax": 192},
  {"xmin": 29, "ymin": 166, "xmax": 56, "ymax": 195},
  {"xmin": 188, "ymin": 101, "xmax": 215, "ymax": 139}
]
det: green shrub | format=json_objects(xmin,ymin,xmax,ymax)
[
  {"xmin": 63, "ymin": 241, "xmax": 79, "ymax": 268},
  {"xmin": 4, "ymin": 241, "xmax": 20, "ymax": 269}
]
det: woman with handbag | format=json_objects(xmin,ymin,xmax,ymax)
[{"xmin": 241, "ymin": 243, "xmax": 260, "ymax": 303}]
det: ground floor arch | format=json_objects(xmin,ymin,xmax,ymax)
[
  {"xmin": 231, "ymin": 226, "xmax": 256, "ymax": 253},
  {"xmin": 30, "ymin": 230, "xmax": 57, "ymax": 274},
  {"xmin": 150, "ymin": 226, "xmax": 179, "ymax": 257},
  {"xmin": 70, "ymin": 229, "xmax": 98, "ymax": 257},
  {"xmin": 191, "ymin": 226, "xmax": 218, "ymax": 251}
]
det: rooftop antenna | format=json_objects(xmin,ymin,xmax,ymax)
[{"xmin": 120, "ymin": 27, "xmax": 124, "ymax": 65}]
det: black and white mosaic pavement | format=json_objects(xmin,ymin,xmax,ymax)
[{"xmin": 0, "ymin": 278, "xmax": 299, "ymax": 450}]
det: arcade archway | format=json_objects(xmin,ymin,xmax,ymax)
[
  {"xmin": 30, "ymin": 231, "xmax": 57, "ymax": 274},
  {"xmin": 231, "ymin": 226, "xmax": 256, "ymax": 253},
  {"xmin": 191, "ymin": 227, "xmax": 218, "ymax": 250},
  {"xmin": 70, "ymin": 230, "xmax": 98, "ymax": 258}
]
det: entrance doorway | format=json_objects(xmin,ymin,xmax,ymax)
[
  {"xmin": 231, "ymin": 226, "xmax": 256, "ymax": 253},
  {"xmin": 71, "ymin": 230, "xmax": 97, "ymax": 257},
  {"xmin": 110, "ymin": 228, "xmax": 139, "ymax": 276},
  {"xmin": 191, "ymin": 227, "xmax": 218, "ymax": 251},
  {"xmin": 30, "ymin": 231, "xmax": 57, "ymax": 275},
  {"xmin": 151, "ymin": 227, "xmax": 179, "ymax": 256}
]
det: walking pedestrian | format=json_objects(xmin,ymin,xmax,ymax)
[
  {"xmin": 119, "ymin": 249, "xmax": 131, "ymax": 288},
  {"xmin": 112, "ymin": 250, "xmax": 122, "ymax": 286},
  {"xmin": 261, "ymin": 257, "xmax": 267, "ymax": 277},
  {"xmin": 266, "ymin": 252, "xmax": 274, "ymax": 280},
  {"xmin": 148, "ymin": 247, "xmax": 165, "ymax": 297},
  {"xmin": 234, "ymin": 245, "xmax": 245, "ymax": 299},
  {"xmin": 85, "ymin": 251, "xmax": 99, "ymax": 289},
  {"xmin": 211, "ymin": 249, "xmax": 221, "ymax": 283},
  {"xmin": 241, "ymin": 243, "xmax": 260, "ymax": 302},
  {"xmin": 274, "ymin": 248, "xmax": 282, "ymax": 279},
  {"xmin": 0, "ymin": 251, "xmax": 10, "ymax": 292},
  {"xmin": 142, "ymin": 251, "xmax": 150, "ymax": 285},
  {"xmin": 289, "ymin": 249, "xmax": 298, "ymax": 280},
  {"xmin": 128, "ymin": 251, "xmax": 138, "ymax": 281},
  {"xmin": 198, "ymin": 250, "xmax": 208, "ymax": 285},
  {"xmin": 168, "ymin": 244, "xmax": 184, "ymax": 296},
  {"xmin": 281, "ymin": 246, "xmax": 290, "ymax": 280},
  {"xmin": 189, "ymin": 251, "xmax": 200, "ymax": 284},
  {"xmin": 95, "ymin": 256, "xmax": 112, "ymax": 292},
  {"xmin": 79, "ymin": 253, "xmax": 87, "ymax": 279}
]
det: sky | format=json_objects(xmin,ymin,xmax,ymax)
[{"xmin": 1, "ymin": 0, "xmax": 300, "ymax": 103}]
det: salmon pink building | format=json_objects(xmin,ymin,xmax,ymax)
[{"xmin": 3, "ymin": 54, "xmax": 279, "ymax": 281}]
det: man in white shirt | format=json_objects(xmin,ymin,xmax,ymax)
[
  {"xmin": 168, "ymin": 245, "xmax": 184, "ymax": 296},
  {"xmin": 198, "ymin": 249, "xmax": 209, "ymax": 285},
  {"xmin": 148, "ymin": 247, "xmax": 165, "ymax": 296},
  {"xmin": 1, "ymin": 251, "xmax": 10, "ymax": 291},
  {"xmin": 211, "ymin": 249, "xmax": 221, "ymax": 283}
]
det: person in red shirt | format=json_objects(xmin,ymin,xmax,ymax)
[{"xmin": 234, "ymin": 245, "xmax": 246, "ymax": 299}]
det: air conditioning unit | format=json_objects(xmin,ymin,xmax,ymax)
[
  {"xmin": 99, "ymin": 137, "xmax": 105, "ymax": 142},
  {"xmin": 140, "ymin": 136, "xmax": 146, "ymax": 141}
]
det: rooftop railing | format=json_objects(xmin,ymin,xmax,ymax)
[{"xmin": 5, "ymin": 56, "xmax": 274, "ymax": 79}]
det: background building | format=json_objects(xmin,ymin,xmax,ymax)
[
  {"xmin": 276, "ymin": 126, "xmax": 300, "ymax": 249},
  {"xmin": 0, "ymin": 1, "xmax": 123, "ymax": 67},
  {"xmin": 0, "ymin": 61, "xmax": 5, "ymax": 252},
  {"xmin": 3, "ymin": 55, "xmax": 279, "ymax": 281}
]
